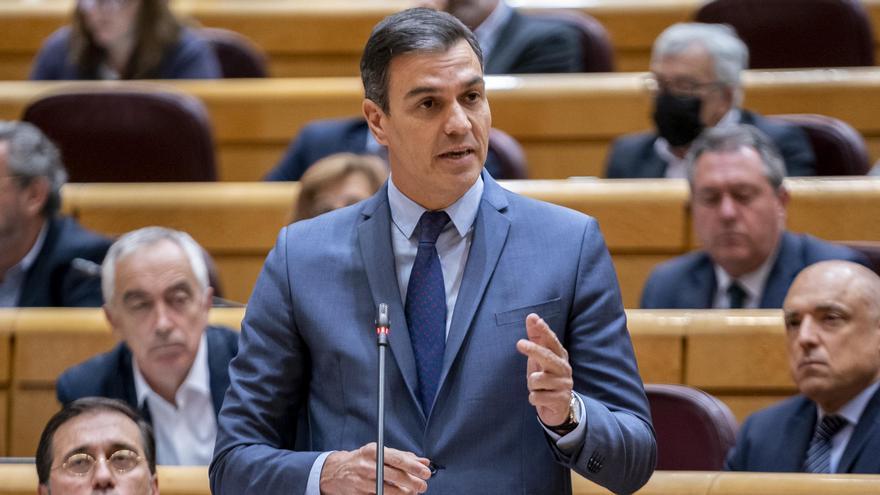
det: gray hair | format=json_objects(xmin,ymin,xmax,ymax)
[
  {"xmin": 652, "ymin": 22, "xmax": 749, "ymax": 89},
  {"xmin": 360, "ymin": 7, "xmax": 483, "ymax": 113},
  {"xmin": 0, "ymin": 120, "xmax": 67, "ymax": 216},
  {"xmin": 102, "ymin": 226, "xmax": 209, "ymax": 303},
  {"xmin": 686, "ymin": 124, "xmax": 787, "ymax": 190}
]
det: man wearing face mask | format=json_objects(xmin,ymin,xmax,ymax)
[{"xmin": 605, "ymin": 23, "xmax": 816, "ymax": 179}]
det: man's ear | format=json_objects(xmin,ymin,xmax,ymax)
[
  {"xmin": 104, "ymin": 304, "xmax": 122, "ymax": 340},
  {"xmin": 362, "ymin": 98, "xmax": 389, "ymax": 146},
  {"xmin": 22, "ymin": 177, "xmax": 50, "ymax": 217},
  {"xmin": 38, "ymin": 483, "xmax": 50, "ymax": 495}
]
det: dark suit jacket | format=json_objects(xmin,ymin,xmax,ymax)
[
  {"xmin": 605, "ymin": 110, "xmax": 817, "ymax": 178},
  {"xmin": 18, "ymin": 216, "xmax": 111, "ymax": 308},
  {"xmin": 210, "ymin": 171, "xmax": 655, "ymax": 494},
  {"xmin": 56, "ymin": 326, "xmax": 239, "ymax": 421},
  {"xmin": 486, "ymin": 10, "xmax": 585, "ymax": 74},
  {"xmin": 640, "ymin": 232, "xmax": 868, "ymax": 309},
  {"xmin": 30, "ymin": 26, "xmax": 221, "ymax": 80},
  {"xmin": 264, "ymin": 118, "xmax": 511, "ymax": 181},
  {"xmin": 725, "ymin": 386, "xmax": 880, "ymax": 473}
]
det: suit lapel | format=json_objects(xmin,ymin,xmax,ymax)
[
  {"xmin": 838, "ymin": 386, "xmax": 880, "ymax": 472},
  {"xmin": 775, "ymin": 398, "xmax": 816, "ymax": 471},
  {"xmin": 356, "ymin": 186, "xmax": 422, "ymax": 410},
  {"xmin": 761, "ymin": 232, "xmax": 798, "ymax": 308},
  {"xmin": 643, "ymin": 144, "xmax": 670, "ymax": 178},
  {"xmin": 206, "ymin": 327, "xmax": 233, "ymax": 416},
  {"xmin": 484, "ymin": 12, "xmax": 520, "ymax": 74},
  {"xmin": 687, "ymin": 255, "xmax": 717, "ymax": 308},
  {"xmin": 437, "ymin": 174, "xmax": 510, "ymax": 403}
]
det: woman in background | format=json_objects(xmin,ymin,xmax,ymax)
[
  {"xmin": 294, "ymin": 153, "xmax": 388, "ymax": 222},
  {"xmin": 30, "ymin": 0, "xmax": 220, "ymax": 80}
]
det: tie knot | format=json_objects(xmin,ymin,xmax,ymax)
[
  {"xmin": 727, "ymin": 281, "xmax": 747, "ymax": 309},
  {"xmin": 417, "ymin": 211, "xmax": 450, "ymax": 245},
  {"xmin": 816, "ymin": 414, "xmax": 848, "ymax": 440}
]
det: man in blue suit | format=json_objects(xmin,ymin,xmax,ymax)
[
  {"xmin": 211, "ymin": 8, "xmax": 655, "ymax": 495},
  {"xmin": 0, "ymin": 121, "xmax": 110, "ymax": 308},
  {"xmin": 641, "ymin": 125, "xmax": 865, "ymax": 309},
  {"xmin": 726, "ymin": 260, "xmax": 880, "ymax": 473},
  {"xmin": 56, "ymin": 227, "xmax": 238, "ymax": 466},
  {"xmin": 605, "ymin": 23, "xmax": 815, "ymax": 179}
]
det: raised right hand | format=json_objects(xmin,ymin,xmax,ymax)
[{"xmin": 320, "ymin": 442, "xmax": 431, "ymax": 495}]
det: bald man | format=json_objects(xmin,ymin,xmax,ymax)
[{"xmin": 726, "ymin": 260, "xmax": 880, "ymax": 473}]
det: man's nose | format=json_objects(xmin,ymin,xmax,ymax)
[
  {"xmin": 444, "ymin": 102, "xmax": 472, "ymax": 135},
  {"xmin": 154, "ymin": 302, "xmax": 174, "ymax": 335},
  {"xmin": 718, "ymin": 194, "xmax": 738, "ymax": 219},
  {"xmin": 91, "ymin": 457, "xmax": 116, "ymax": 489},
  {"xmin": 796, "ymin": 316, "xmax": 821, "ymax": 347}
]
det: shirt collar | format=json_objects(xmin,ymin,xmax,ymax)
[
  {"xmin": 387, "ymin": 174, "xmax": 483, "ymax": 239},
  {"xmin": 713, "ymin": 237, "xmax": 781, "ymax": 306},
  {"xmin": 819, "ymin": 380, "xmax": 880, "ymax": 424},
  {"xmin": 133, "ymin": 332, "xmax": 210, "ymax": 408},
  {"xmin": 473, "ymin": 0, "xmax": 512, "ymax": 60}
]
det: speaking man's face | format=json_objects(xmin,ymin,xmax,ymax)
[{"xmin": 364, "ymin": 39, "xmax": 490, "ymax": 211}]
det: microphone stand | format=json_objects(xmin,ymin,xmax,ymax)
[{"xmin": 375, "ymin": 303, "xmax": 390, "ymax": 495}]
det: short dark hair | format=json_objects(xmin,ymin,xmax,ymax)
[
  {"xmin": 360, "ymin": 7, "xmax": 483, "ymax": 113},
  {"xmin": 36, "ymin": 397, "xmax": 156, "ymax": 485},
  {"xmin": 686, "ymin": 124, "xmax": 787, "ymax": 191}
]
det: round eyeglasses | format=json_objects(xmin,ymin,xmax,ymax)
[{"xmin": 56, "ymin": 449, "xmax": 143, "ymax": 476}]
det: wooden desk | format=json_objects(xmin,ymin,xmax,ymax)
[
  {"xmin": 5, "ymin": 69, "xmax": 880, "ymax": 181},
  {"xmin": 4, "ymin": 0, "xmax": 880, "ymax": 79}
]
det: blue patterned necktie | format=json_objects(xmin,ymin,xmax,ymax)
[
  {"xmin": 406, "ymin": 210, "xmax": 450, "ymax": 414},
  {"xmin": 803, "ymin": 414, "xmax": 848, "ymax": 473}
]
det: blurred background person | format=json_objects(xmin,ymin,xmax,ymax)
[
  {"xmin": 640, "ymin": 124, "xmax": 864, "ymax": 309},
  {"xmin": 30, "ymin": 0, "xmax": 220, "ymax": 80},
  {"xmin": 0, "ymin": 120, "xmax": 110, "ymax": 308},
  {"xmin": 606, "ymin": 23, "xmax": 815, "ymax": 179},
  {"xmin": 37, "ymin": 397, "xmax": 159, "ymax": 495},
  {"xmin": 293, "ymin": 152, "xmax": 387, "ymax": 221},
  {"xmin": 56, "ymin": 227, "xmax": 238, "ymax": 465}
]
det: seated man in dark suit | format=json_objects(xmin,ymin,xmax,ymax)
[
  {"xmin": 36, "ymin": 397, "xmax": 159, "ymax": 495},
  {"xmin": 726, "ymin": 260, "xmax": 880, "ymax": 473},
  {"xmin": 265, "ymin": 0, "xmax": 582, "ymax": 182},
  {"xmin": 641, "ymin": 125, "xmax": 865, "ymax": 309},
  {"xmin": 56, "ymin": 227, "xmax": 238, "ymax": 465},
  {"xmin": 0, "ymin": 121, "xmax": 110, "ymax": 307},
  {"xmin": 606, "ymin": 23, "xmax": 816, "ymax": 178}
]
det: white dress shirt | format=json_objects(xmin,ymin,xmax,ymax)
[
  {"xmin": 133, "ymin": 332, "xmax": 217, "ymax": 465},
  {"xmin": 712, "ymin": 241, "xmax": 779, "ymax": 309}
]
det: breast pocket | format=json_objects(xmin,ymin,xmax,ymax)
[{"xmin": 494, "ymin": 298, "xmax": 563, "ymax": 327}]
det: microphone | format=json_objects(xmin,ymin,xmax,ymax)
[{"xmin": 375, "ymin": 303, "xmax": 390, "ymax": 495}]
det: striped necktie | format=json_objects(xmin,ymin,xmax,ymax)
[{"xmin": 803, "ymin": 414, "xmax": 848, "ymax": 473}]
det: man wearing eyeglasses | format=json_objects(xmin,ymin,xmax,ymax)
[
  {"xmin": 0, "ymin": 120, "xmax": 110, "ymax": 308},
  {"xmin": 605, "ymin": 23, "xmax": 816, "ymax": 179},
  {"xmin": 36, "ymin": 397, "xmax": 159, "ymax": 495}
]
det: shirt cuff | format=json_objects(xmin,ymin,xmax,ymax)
[
  {"xmin": 540, "ymin": 393, "xmax": 587, "ymax": 456},
  {"xmin": 305, "ymin": 451, "xmax": 333, "ymax": 495}
]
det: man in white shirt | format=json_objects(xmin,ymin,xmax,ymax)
[
  {"xmin": 640, "ymin": 124, "xmax": 866, "ymax": 309},
  {"xmin": 55, "ymin": 227, "xmax": 238, "ymax": 465},
  {"xmin": 726, "ymin": 260, "xmax": 880, "ymax": 473}
]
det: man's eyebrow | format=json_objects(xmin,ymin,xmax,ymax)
[
  {"xmin": 61, "ymin": 441, "xmax": 141, "ymax": 462},
  {"xmin": 403, "ymin": 76, "xmax": 485, "ymax": 100},
  {"xmin": 122, "ymin": 290, "xmax": 149, "ymax": 304}
]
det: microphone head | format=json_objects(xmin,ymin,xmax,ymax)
[{"xmin": 376, "ymin": 303, "xmax": 390, "ymax": 331}]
